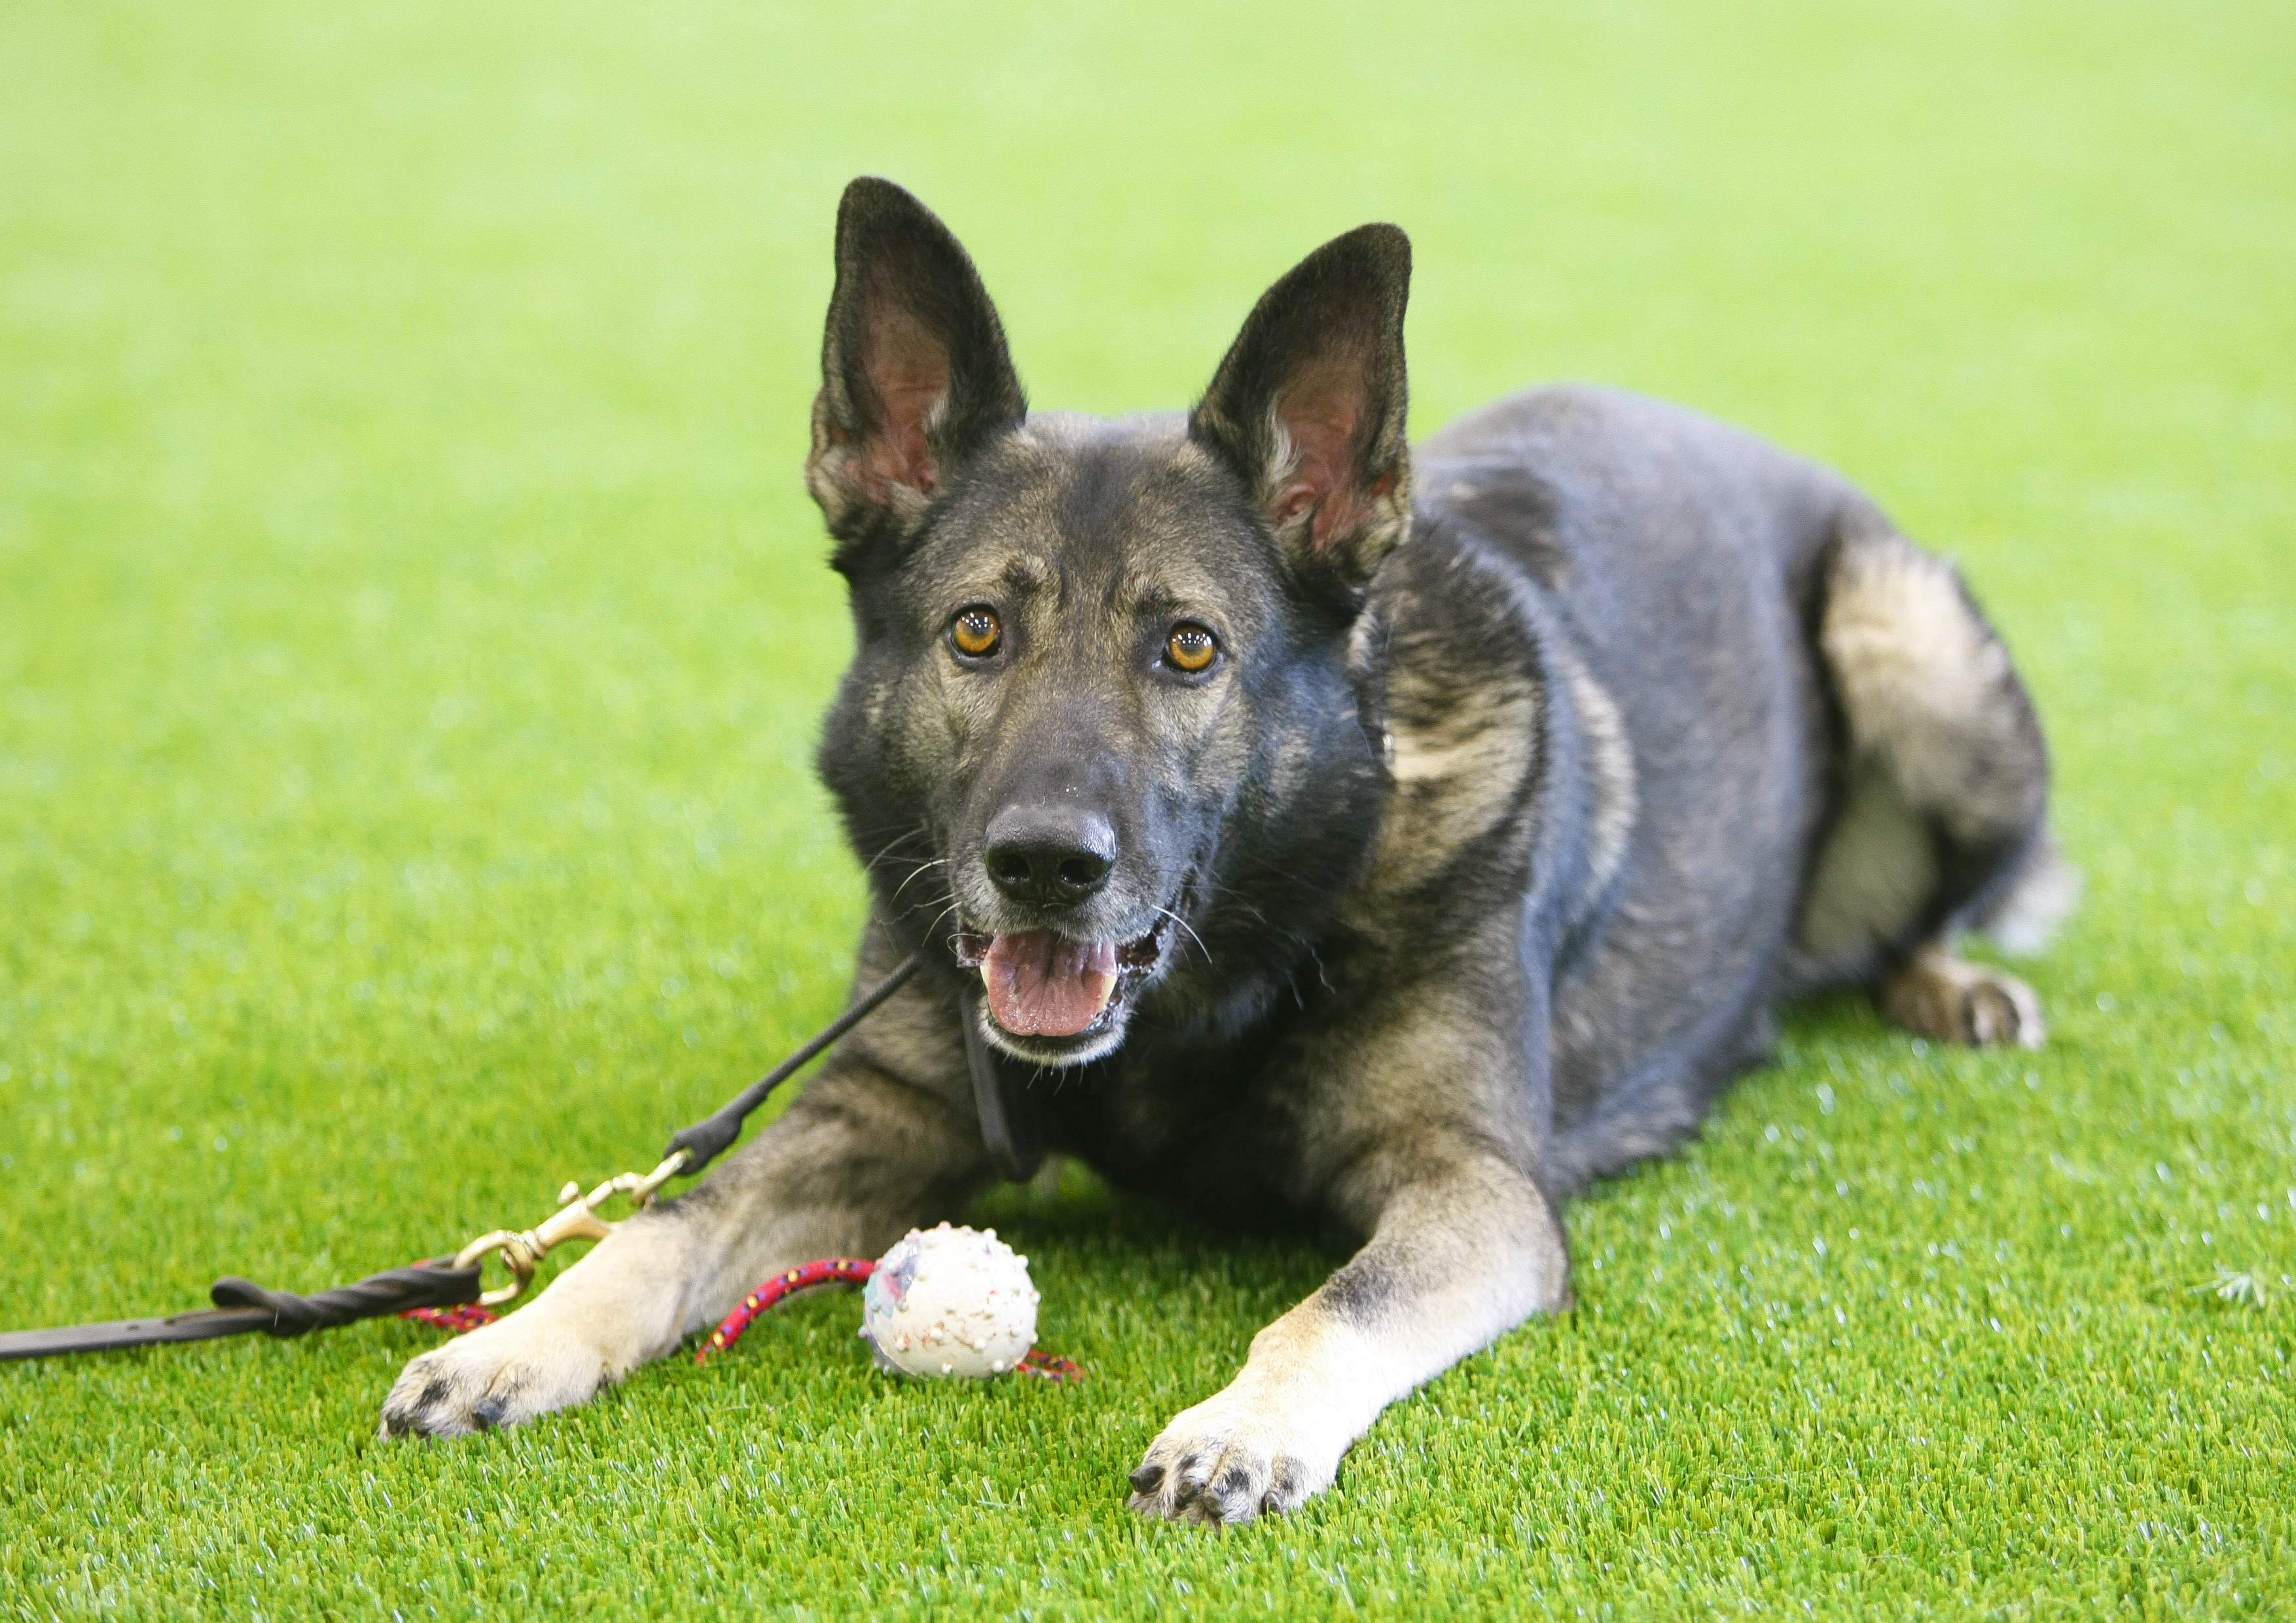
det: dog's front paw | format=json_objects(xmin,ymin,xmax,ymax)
[
  {"xmin": 1127, "ymin": 1385, "xmax": 1340, "ymax": 1526},
  {"xmin": 379, "ymin": 1310, "xmax": 612, "ymax": 1439}
]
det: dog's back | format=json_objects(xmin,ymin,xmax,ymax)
[{"xmin": 1413, "ymin": 383, "xmax": 2057, "ymax": 1189}]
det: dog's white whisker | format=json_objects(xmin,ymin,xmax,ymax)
[
  {"xmin": 1153, "ymin": 905, "xmax": 1210, "ymax": 965},
  {"xmin": 889, "ymin": 857, "xmax": 952, "ymax": 904}
]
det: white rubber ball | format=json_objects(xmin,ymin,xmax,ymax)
[{"xmin": 860, "ymin": 1222, "xmax": 1040, "ymax": 1379}]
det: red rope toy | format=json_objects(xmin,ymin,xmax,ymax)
[
  {"xmin": 403, "ymin": 1257, "xmax": 1083, "ymax": 1382},
  {"xmin": 401, "ymin": 1302, "xmax": 500, "ymax": 1334},
  {"xmin": 696, "ymin": 1257, "xmax": 878, "ymax": 1362}
]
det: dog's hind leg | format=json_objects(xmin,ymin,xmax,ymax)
[
  {"xmin": 1797, "ymin": 524, "xmax": 2073, "ymax": 1048},
  {"xmin": 1878, "ymin": 942, "xmax": 2045, "ymax": 1048}
]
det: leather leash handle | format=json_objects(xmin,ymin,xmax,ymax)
[
  {"xmin": 0, "ymin": 1257, "xmax": 484, "ymax": 1361},
  {"xmin": 961, "ymin": 985, "xmax": 1043, "ymax": 1183},
  {"xmin": 0, "ymin": 1308, "xmax": 276, "ymax": 1361}
]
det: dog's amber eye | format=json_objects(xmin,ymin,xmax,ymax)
[
  {"xmin": 950, "ymin": 607, "xmax": 1001, "ymax": 659},
  {"xmin": 1166, "ymin": 624, "xmax": 1219, "ymax": 673}
]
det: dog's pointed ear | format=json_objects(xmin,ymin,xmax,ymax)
[
  {"xmin": 806, "ymin": 178, "xmax": 1027, "ymax": 544},
  {"xmin": 1190, "ymin": 224, "xmax": 1412, "ymax": 585}
]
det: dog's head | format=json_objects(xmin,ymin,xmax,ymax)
[{"xmin": 809, "ymin": 179, "xmax": 1411, "ymax": 1065}]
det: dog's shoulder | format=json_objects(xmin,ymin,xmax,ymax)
[
  {"xmin": 1346, "ymin": 521, "xmax": 1555, "ymax": 910},
  {"xmin": 1344, "ymin": 469, "xmax": 1645, "ymax": 952}
]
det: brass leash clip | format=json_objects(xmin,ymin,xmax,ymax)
[
  {"xmin": 436, "ymin": 955, "xmax": 926, "ymax": 1308},
  {"xmin": 451, "ymin": 1150, "xmax": 690, "ymax": 1307}
]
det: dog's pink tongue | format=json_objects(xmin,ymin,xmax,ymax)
[{"xmin": 982, "ymin": 931, "xmax": 1119, "ymax": 1037}]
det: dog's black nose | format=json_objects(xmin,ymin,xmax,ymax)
[{"xmin": 984, "ymin": 806, "xmax": 1116, "ymax": 906}]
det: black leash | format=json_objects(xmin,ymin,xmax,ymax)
[
  {"xmin": 961, "ymin": 984, "xmax": 1042, "ymax": 1183},
  {"xmin": 0, "ymin": 951, "xmax": 1041, "ymax": 1362},
  {"xmin": 662, "ymin": 954, "xmax": 924, "ymax": 1175},
  {"xmin": 0, "ymin": 1260, "xmax": 490, "ymax": 1359}
]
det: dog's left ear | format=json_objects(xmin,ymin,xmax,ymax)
[
  {"xmin": 1191, "ymin": 224, "xmax": 1412, "ymax": 586},
  {"xmin": 806, "ymin": 178, "xmax": 1028, "ymax": 548}
]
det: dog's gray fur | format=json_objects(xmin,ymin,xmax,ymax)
[{"xmin": 382, "ymin": 180, "xmax": 2072, "ymax": 1524}]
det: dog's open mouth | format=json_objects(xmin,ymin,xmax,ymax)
[{"xmin": 954, "ymin": 922, "xmax": 1166, "ymax": 1043}]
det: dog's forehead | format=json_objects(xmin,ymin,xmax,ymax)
[{"xmin": 922, "ymin": 414, "xmax": 1263, "ymax": 611}]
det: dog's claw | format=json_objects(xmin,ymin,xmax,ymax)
[{"xmin": 1126, "ymin": 1389, "xmax": 1336, "ymax": 1526}]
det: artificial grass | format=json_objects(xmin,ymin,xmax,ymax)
[{"xmin": 1, "ymin": 0, "xmax": 2290, "ymax": 1614}]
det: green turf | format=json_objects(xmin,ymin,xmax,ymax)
[{"xmin": 2, "ymin": 0, "xmax": 2291, "ymax": 1614}]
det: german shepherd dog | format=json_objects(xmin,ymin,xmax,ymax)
[{"xmin": 384, "ymin": 179, "xmax": 2075, "ymax": 1524}]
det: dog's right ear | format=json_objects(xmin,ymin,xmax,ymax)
[{"xmin": 805, "ymin": 179, "xmax": 1027, "ymax": 547}]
